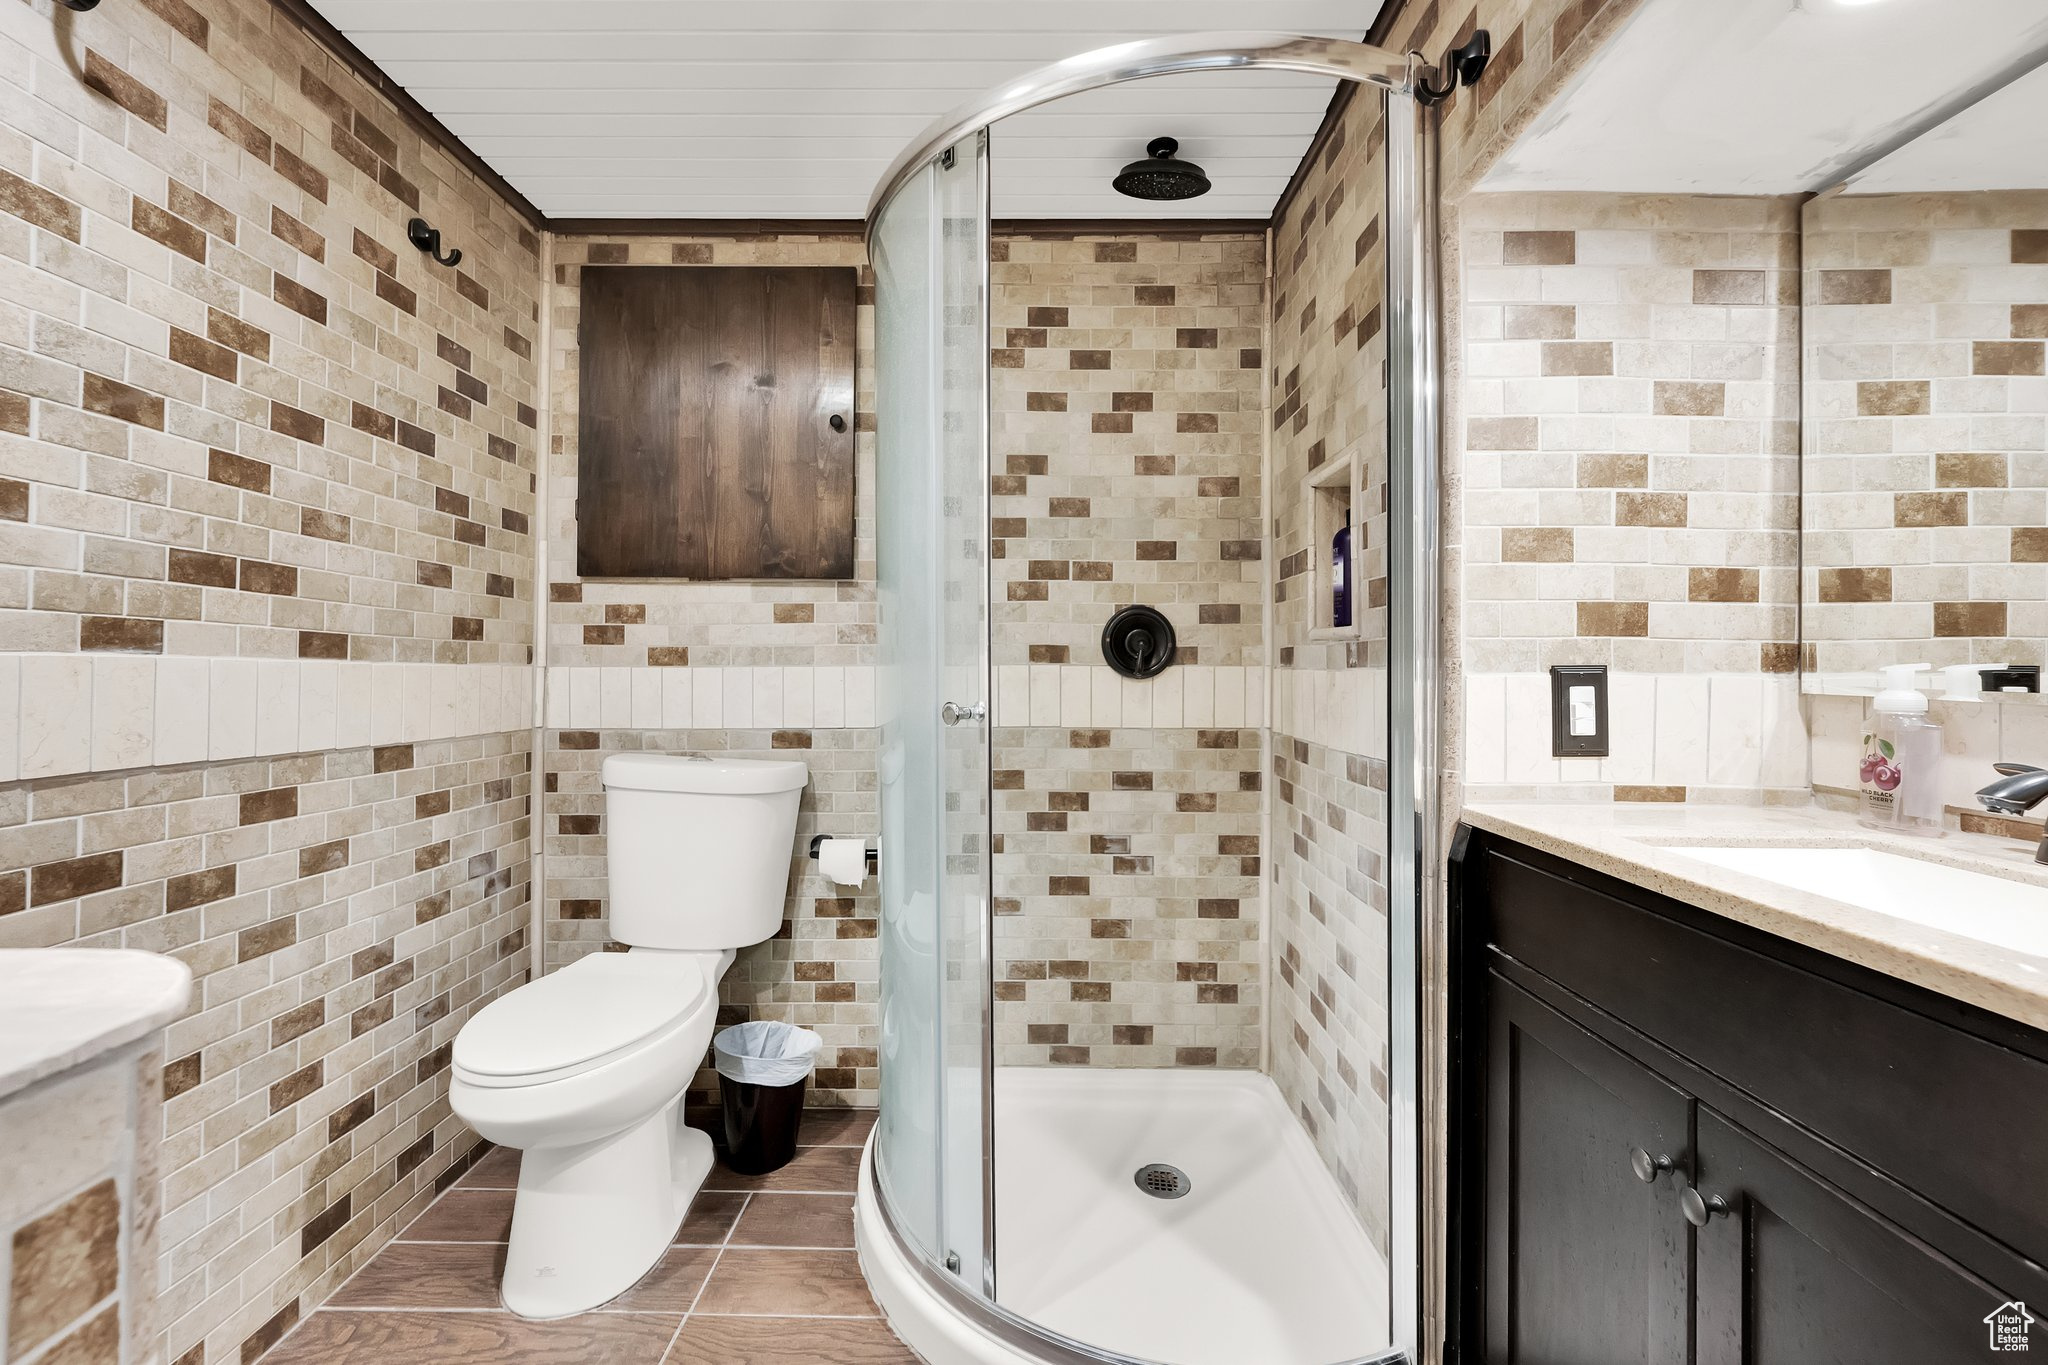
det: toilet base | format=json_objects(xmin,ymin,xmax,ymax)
[{"xmin": 499, "ymin": 1100, "xmax": 714, "ymax": 1319}]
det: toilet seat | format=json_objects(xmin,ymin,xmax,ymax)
[{"xmin": 454, "ymin": 950, "xmax": 717, "ymax": 1088}]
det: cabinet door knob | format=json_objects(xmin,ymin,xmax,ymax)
[
  {"xmin": 1629, "ymin": 1147, "xmax": 1674, "ymax": 1184},
  {"xmin": 1680, "ymin": 1184, "xmax": 1729, "ymax": 1227},
  {"xmin": 829, "ymin": 413, "xmax": 848, "ymax": 433}
]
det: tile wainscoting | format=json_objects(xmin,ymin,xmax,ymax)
[
  {"xmin": 1, "ymin": 657, "xmax": 533, "ymax": 781},
  {"xmin": 1466, "ymin": 671, "xmax": 1807, "ymax": 796},
  {"xmin": 992, "ymin": 664, "xmax": 1268, "ymax": 731},
  {"xmin": 544, "ymin": 665, "xmax": 874, "ymax": 733},
  {"xmin": 540, "ymin": 663, "xmax": 1288, "ymax": 735}
]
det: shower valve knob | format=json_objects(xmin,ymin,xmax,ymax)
[{"xmin": 941, "ymin": 701, "xmax": 986, "ymax": 726}]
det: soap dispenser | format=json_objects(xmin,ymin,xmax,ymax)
[
  {"xmin": 1938, "ymin": 664, "xmax": 1984, "ymax": 702},
  {"xmin": 1859, "ymin": 663, "xmax": 1944, "ymax": 837}
]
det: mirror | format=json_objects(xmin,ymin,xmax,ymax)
[{"xmin": 1801, "ymin": 65, "xmax": 2048, "ymax": 698}]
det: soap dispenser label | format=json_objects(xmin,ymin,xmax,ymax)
[{"xmin": 1859, "ymin": 733, "xmax": 1902, "ymax": 813}]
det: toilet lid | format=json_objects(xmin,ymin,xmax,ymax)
[{"xmin": 454, "ymin": 951, "xmax": 712, "ymax": 1080}]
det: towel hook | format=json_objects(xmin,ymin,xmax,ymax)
[{"xmin": 407, "ymin": 217, "xmax": 462, "ymax": 268}]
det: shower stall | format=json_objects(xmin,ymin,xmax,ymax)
[{"xmin": 857, "ymin": 32, "xmax": 1454, "ymax": 1365}]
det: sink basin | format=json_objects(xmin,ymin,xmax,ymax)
[{"xmin": 1667, "ymin": 845, "xmax": 2048, "ymax": 958}]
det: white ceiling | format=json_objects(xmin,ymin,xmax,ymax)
[
  {"xmin": 1480, "ymin": 0, "xmax": 2048, "ymax": 195},
  {"xmin": 308, "ymin": 0, "xmax": 1384, "ymax": 220},
  {"xmin": 1845, "ymin": 61, "xmax": 2048, "ymax": 192}
]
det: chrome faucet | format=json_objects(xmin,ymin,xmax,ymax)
[{"xmin": 1975, "ymin": 763, "xmax": 2048, "ymax": 865}]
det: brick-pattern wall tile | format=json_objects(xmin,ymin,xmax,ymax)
[
  {"xmin": 1459, "ymin": 193, "xmax": 1801, "ymax": 679},
  {"xmin": 0, "ymin": 0, "xmax": 540, "ymax": 668},
  {"xmin": 1270, "ymin": 736, "xmax": 1390, "ymax": 1252},
  {"xmin": 992, "ymin": 727, "xmax": 1263, "ymax": 1068},
  {"xmin": 0, "ymin": 1050, "xmax": 158, "ymax": 1365},
  {"xmin": 989, "ymin": 234, "xmax": 1265, "ymax": 669},
  {"xmin": 1266, "ymin": 84, "xmax": 1397, "ymax": 1262},
  {"xmin": 1, "ymin": 736, "xmax": 531, "ymax": 1365},
  {"xmin": 0, "ymin": 4, "xmax": 541, "ymax": 1363},
  {"xmin": 546, "ymin": 236, "xmax": 875, "ymax": 670},
  {"xmin": 1805, "ymin": 191, "xmax": 2048, "ymax": 674},
  {"xmin": 986, "ymin": 233, "xmax": 1266, "ymax": 1071}
]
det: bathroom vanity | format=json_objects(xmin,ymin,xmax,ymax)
[
  {"xmin": 0, "ymin": 950, "xmax": 190, "ymax": 1365},
  {"xmin": 1449, "ymin": 805, "xmax": 2048, "ymax": 1364}
]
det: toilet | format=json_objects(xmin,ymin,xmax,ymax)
[{"xmin": 450, "ymin": 752, "xmax": 808, "ymax": 1319}]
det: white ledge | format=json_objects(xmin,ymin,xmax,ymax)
[{"xmin": 0, "ymin": 949, "xmax": 193, "ymax": 1102}]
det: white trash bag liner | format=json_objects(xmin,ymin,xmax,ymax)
[{"xmin": 713, "ymin": 1020, "xmax": 822, "ymax": 1087}]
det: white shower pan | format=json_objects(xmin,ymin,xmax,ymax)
[{"xmin": 857, "ymin": 1067, "xmax": 1391, "ymax": 1365}]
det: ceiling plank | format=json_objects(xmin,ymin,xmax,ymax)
[
  {"xmin": 271, "ymin": 0, "xmax": 546, "ymax": 229},
  {"xmin": 303, "ymin": 0, "xmax": 1380, "ymax": 221}
]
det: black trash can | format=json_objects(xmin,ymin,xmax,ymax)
[{"xmin": 712, "ymin": 1021, "xmax": 822, "ymax": 1175}]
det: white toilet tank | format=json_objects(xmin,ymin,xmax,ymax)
[{"xmin": 601, "ymin": 754, "xmax": 809, "ymax": 950}]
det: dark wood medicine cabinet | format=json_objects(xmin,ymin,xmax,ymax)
[{"xmin": 576, "ymin": 265, "xmax": 857, "ymax": 580}]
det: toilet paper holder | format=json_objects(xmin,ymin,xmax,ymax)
[{"xmin": 808, "ymin": 834, "xmax": 878, "ymax": 873}]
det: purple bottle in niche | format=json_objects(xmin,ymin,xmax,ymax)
[{"xmin": 1332, "ymin": 511, "xmax": 1353, "ymax": 629}]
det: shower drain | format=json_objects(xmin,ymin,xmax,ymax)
[{"xmin": 1133, "ymin": 1163, "xmax": 1191, "ymax": 1199}]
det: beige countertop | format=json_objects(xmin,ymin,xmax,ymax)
[
  {"xmin": 1460, "ymin": 801, "xmax": 2048, "ymax": 1032},
  {"xmin": 0, "ymin": 949, "xmax": 193, "ymax": 1101}
]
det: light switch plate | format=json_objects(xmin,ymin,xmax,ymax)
[{"xmin": 1549, "ymin": 664, "xmax": 1609, "ymax": 758}]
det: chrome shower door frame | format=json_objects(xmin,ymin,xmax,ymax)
[{"xmin": 865, "ymin": 31, "xmax": 1447, "ymax": 1365}]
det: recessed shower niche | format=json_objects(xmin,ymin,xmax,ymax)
[{"xmin": 1311, "ymin": 447, "xmax": 1367, "ymax": 642}]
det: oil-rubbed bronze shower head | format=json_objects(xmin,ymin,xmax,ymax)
[{"xmin": 1112, "ymin": 137, "xmax": 1211, "ymax": 201}]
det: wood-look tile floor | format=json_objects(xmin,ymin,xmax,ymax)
[{"xmin": 270, "ymin": 1109, "xmax": 919, "ymax": 1364}]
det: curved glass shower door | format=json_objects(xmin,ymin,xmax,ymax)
[
  {"xmin": 872, "ymin": 130, "xmax": 992, "ymax": 1290},
  {"xmin": 860, "ymin": 34, "xmax": 1436, "ymax": 1365}
]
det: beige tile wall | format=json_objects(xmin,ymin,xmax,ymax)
[
  {"xmin": 1270, "ymin": 735, "xmax": 1390, "ymax": 1257},
  {"xmin": 544, "ymin": 233, "xmax": 874, "ymax": 672},
  {"xmin": 0, "ymin": 3, "xmax": 540, "ymax": 1363},
  {"xmin": 0, "ymin": 3, "xmax": 540, "ymax": 678},
  {"xmin": 991, "ymin": 726, "xmax": 1263, "ymax": 1069},
  {"xmin": 1272, "ymin": 94, "xmax": 1390, "ymax": 673},
  {"xmin": 1268, "ymin": 84, "xmax": 1394, "ymax": 1243},
  {"xmin": 990, "ymin": 233, "xmax": 1265, "ymax": 669},
  {"xmin": 1804, "ymin": 190, "xmax": 2048, "ymax": 676},
  {"xmin": 539, "ymin": 233, "xmax": 883, "ymax": 1104},
  {"xmin": 1458, "ymin": 193, "xmax": 1806, "ymax": 800},
  {"xmin": 2, "ymin": 735, "xmax": 532, "ymax": 1365},
  {"xmin": 988, "ymin": 232, "xmax": 1268, "ymax": 1068},
  {"xmin": 542, "ymin": 231, "xmax": 1274, "ymax": 1082}
]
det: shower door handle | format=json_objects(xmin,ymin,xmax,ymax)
[{"xmin": 941, "ymin": 702, "xmax": 986, "ymax": 726}]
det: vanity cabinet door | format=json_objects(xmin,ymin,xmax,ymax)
[
  {"xmin": 1484, "ymin": 976, "xmax": 1692, "ymax": 1365},
  {"xmin": 1691, "ymin": 1108, "xmax": 2017, "ymax": 1365}
]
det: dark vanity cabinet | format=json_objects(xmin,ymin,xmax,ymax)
[{"xmin": 1450, "ymin": 828, "xmax": 2048, "ymax": 1365}]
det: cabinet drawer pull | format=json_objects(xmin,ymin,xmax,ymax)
[
  {"xmin": 1629, "ymin": 1147, "xmax": 1674, "ymax": 1184},
  {"xmin": 1680, "ymin": 1184, "xmax": 1729, "ymax": 1227}
]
